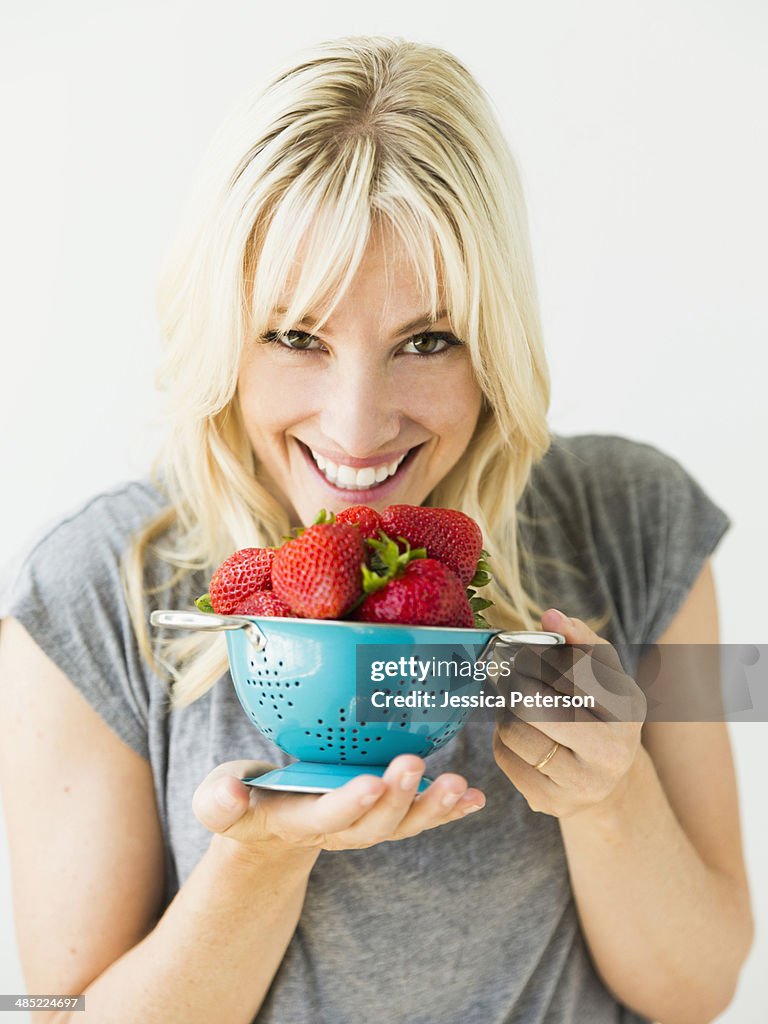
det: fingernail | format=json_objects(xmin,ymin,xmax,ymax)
[
  {"xmin": 400, "ymin": 771, "xmax": 421, "ymax": 791},
  {"xmin": 441, "ymin": 790, "xmax": 461, "ymax": 809},
  {"xmin": 545, "ymin": 608, "xmax": 567, "ymax": 627},
  {"xmin": 216, "ymin": 783, "xmax": 240, "ymax": 809},
  {"xmin": 461, "ymin": 803, "xmax": 483, "ymax": 815},
  {"xmin": 360, "ymin": 791, "xmax": 381, "ymax": 807}
]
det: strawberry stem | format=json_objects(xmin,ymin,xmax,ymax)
[{"xmin": 361, "ymin": 531, "xmax": 426, "ymax": 595}]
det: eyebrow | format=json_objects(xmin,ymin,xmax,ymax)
[{"xmin": 272, "ymin": 307, "xmax": 450, "ymax": 336}]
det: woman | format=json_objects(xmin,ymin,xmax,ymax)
[{"xmin": 0, "ymin": 34, "xmax": 752, "ymax": 1024}]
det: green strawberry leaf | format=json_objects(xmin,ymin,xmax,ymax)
[
  {"xmin": 360, "ymin": 531, "xmax": 427, "ymax": 595},
  {"xmin": 470, "ymin": 570, "xmax": 491, "ymax": 588},
  {"xmin": 281, "ymin": 526, "xmax": 307, "ymax": 542},
  {"xmin": 361, "ymin": 563, "xmax": 392, "ymax": 595},
  {"xmin": 366, "ymin": 534, "xmax": 402, "ymax": 577},
  {"xmin": 195, "ymin": 593, "xmax": 214, "ymax": 614},
  {"xmin": 366, "ymin": 532, "xmax": 425, "ymax": 574},
  {"xmin": 466, "ymin": 577, "xmax": 494, "ymax": 625},
  {"xmin": 470, "ymin": 548, "xmax": 492, "ymax": 588},
  {"xmin": 281, "ymin": 512, "xmax": 335, "ymax": 544},
  {"xmin": 395, "ymin": 535, "xmax": 427, "ymax": 561}
]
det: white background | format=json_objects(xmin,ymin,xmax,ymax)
[{"xmin": 1, "ymin": 1, "xmax": 766, "ymax": 1021}]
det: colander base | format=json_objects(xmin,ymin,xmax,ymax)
[{"xmin": 241, "ymin": 761, "xmax": 432, "ymax": 795}]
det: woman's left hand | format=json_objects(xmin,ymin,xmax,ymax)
[{"xmin": 493, "ymin": 609, "xmax": 647, "ymax": 818}]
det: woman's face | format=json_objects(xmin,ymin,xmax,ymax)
[{"xmin": 237, "ymin": 227, "xmax": 484, "ymax": 527}]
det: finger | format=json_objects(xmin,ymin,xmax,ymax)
[
  {"xmin": 540, "ymin": 609, "xmax": 610, "ymax": 645},
  {"xmin": 252, "ymin": 776, "xmax": 386, "ymax": 839},
  {"xmin": 192, "ymin": 760, "xmax": 278, "ymax": 834},
  {"xmin": 499, "ymin": 678, "xmax": 635, "ymax": 764},
  {"xmin": 536, "ymin": 614, "xmax": 642, "ymax": 720},
  {"xmin": 493, "ymin": 730, "xmax": 561, "ymax": 797},
  {"xmin": 514, "ymin": 644, "xmax": 598, "ymax": 694},
  {"xmin": 511, "ymin": 647, "xmax": 645, "ymax": 726},
  {"xmin": 500, "ymin": 671, "xmax": 599, "ymax": 738},
  {"xmin": 397, "ymin": 775, "xmax": 486, "ymax": 837},
  {"xmin": 493, "ymin": 645, "xmax": 596, "ymax": 715},
  {"xmin": 494, "ymin": 715, "xmax": 576, "ymax": 780},
  {"xmin": 191, "ymin": 770, "xmax": 256, "ymax": 835},
  {"xmin": 340, "ymin": 754, "xmax": 430, "ymax": 837}
]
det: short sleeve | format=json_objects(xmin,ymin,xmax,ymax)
[
  {"xmin": 0, "ymin": 486, "xmax": 163, "ymax": 761},
  {"xmin": 637, "ymin": 447, "xmax": 731, "ymax": 644},
  {"xmin": 532, "ymin": 435, "xmax": 732, "ymax": 653}
]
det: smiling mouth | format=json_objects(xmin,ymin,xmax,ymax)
[{"xmin": 298, "ymin": 442, "xmax": 422, "ymax": 492}]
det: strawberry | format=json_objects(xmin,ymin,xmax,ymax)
[
  {"xmin": 334, "ymin": 505, "xmax": 383, "ymax": 540},
  {"xmin": 379, "ymin": 505, "xmax": 483, "ymax": 587},
  {"xmin": 271, "ymin": 522, "xmax": 365, "ymax": 619},
  {"xmin": 232, "ymin": 591, "xmax": 293, "ymax": 617},
  {"xmin": 355, "ymin": 558, "xmax": 474, "ymax": 628},
  {"xmin": 208, "ymin": 547, "xmax": 275, "ymax": 615}
]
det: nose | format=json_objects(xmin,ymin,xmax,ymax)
[{"xmin": 317, "ymin": 356, "xmax": 403, "ymax": 458}]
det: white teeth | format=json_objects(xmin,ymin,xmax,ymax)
[
  {"xmin": 336, "ymin": 464, "xmax": 357, "ymax": 487},
  {"xmin": 309, "ymin": 448, "xmax": 408, "ymax": 490},
  {"xmin": 355, "ymin": 467, "xmax": 377, "ymax": 487}
]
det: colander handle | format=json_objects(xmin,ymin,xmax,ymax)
[
  {"xmin": 149, "ymin": 609, "xmax": 267, "ymax": 651},
  {"xmin": 478, "ymin": 629, "xmax": 566, "ymax": 662}
]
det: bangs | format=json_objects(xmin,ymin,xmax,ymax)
[{"xmin": 246, "ymin": 135, "xmax": 472, "ymax": 341}]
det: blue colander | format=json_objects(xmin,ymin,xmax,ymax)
[{"xmin": 151, "ymin": 610, "xmax": 564, "ymax": 793}]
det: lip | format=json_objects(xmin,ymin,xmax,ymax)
[
  {"xmin": 299, "ymin": 445, "xmax": 413, "ymax": 470},
  {"xmin": 297, "ymin": 440, "xmax": 423, "ymax": 501}
]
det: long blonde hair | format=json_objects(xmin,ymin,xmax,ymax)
[{"xmin": 123, "ymin": 34, "xmax": 610, "ymax": 709}]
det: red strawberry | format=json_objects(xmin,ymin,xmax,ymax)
[
  {"xmin": 271, "ymin": 522, "xmax": 365, "ymax": 619},
  {"xmin": 379, "ymin": 505, "xmax": 483, "ymax": 587},
  {"xmin": 209, "ymin": 547, "xmax": 275, "ymax": 615},
  {"xmin": 355, "ymin": 558, "xmax": 474, "ymax": 628},
  {"xmin": 335, "ymin": 505, "xmax": 383, "ymax": 541},
  {"xmin": 232, "ymin": 591, "xmax": 293, "ymax": 617}
]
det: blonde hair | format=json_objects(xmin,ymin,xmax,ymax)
[{"xmin": 123, "ymin": 34, "xmax": 611, "ymax": 709}]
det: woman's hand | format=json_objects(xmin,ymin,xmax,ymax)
[
  {"xmin": 192, "ymin": 754, "xmax": 485, "ymax": 857},
  {"xmin": 493, "ymin": 609, "xmax": 647, "ymax": 818}
]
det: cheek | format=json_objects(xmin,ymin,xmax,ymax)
[
  {"xmin": 401, "ymin": 363, "xmax": 483, "ymax": 442},
  {"xmin": 237, "ymin": 357, "xmax": 320, "ymax": 437}
]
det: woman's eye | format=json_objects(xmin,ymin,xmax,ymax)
[
  {"xmin": 401, "ymin": 332, "xmax": 461, "ymax": 356},
  {"xmin": 260, "ymin": 330, "xmax": 321, "ymax": 352},
  {"xmin": 259, "ymin": 329, "xmax": 462, "ymax": 357}
]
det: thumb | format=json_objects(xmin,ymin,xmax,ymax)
[
  {"xmin": 541, "ymin": 608, "xmax": 608, "ymax": 644},
  {"xmin": 192, "ymin": 772, "xmax": 252, "ymax": 835}
]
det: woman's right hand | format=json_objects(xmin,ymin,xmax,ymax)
[{"xmin": 192, "ymin": 754, "xmax": 485, "ymax": 857}]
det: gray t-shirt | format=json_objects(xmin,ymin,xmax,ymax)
[{"xmin": 1, "ymin": 434, "xmax": 731, "ymax": 1024}]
